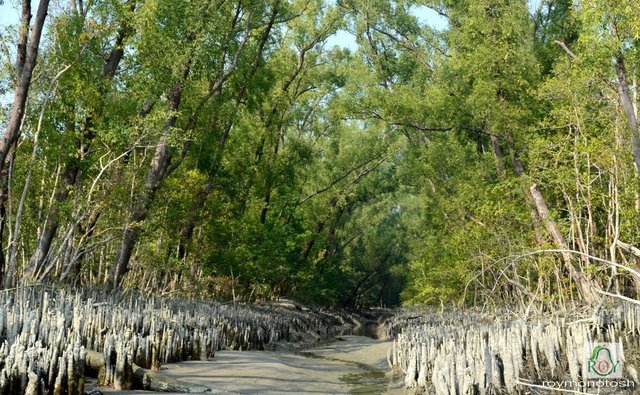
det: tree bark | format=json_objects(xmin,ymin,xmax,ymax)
[
  {"xmin": 614, "ymin": 54, "xmax": 640, "ymax": 176},
  {"xmin": 0, "ymin": 0, "xmax": 50, "ymax": 289},
  {"xmin": 0, "ymin": 0, "xmax": 50, "ymax": 170},
  {"xmin": 106, "ymin": 64, "xmax": 190, "ymax": 287},
  {"xmin": 14, "ymin": 0, "xmax": 31, "ymax": 80}
]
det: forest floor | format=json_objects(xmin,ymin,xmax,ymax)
[{"xmin": 93, "ymin": 335, "xmax": 406, "ymax": 395}]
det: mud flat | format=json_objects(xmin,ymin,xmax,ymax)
[{"xmin": 94, "ymin": 335, "xmax": 405, "ymax": 395}]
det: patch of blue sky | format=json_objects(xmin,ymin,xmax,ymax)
[
  {"xmin": 326, "ymin": 4, "xmax": 448, "ymax": 51},
  {"xmin": 0, "ymin": 2, "xmax": 23, "ymax": 110},
  {"xmin": 410, "ymin": 5, "xmax": 448, "ymax": 31},
  {"xmin": 1, "ymin": 1, "xmax": 22, "ymax": 27},
  {"xmin": 325, "ymin": 29, "xmax": 357, "ymax": 51}
]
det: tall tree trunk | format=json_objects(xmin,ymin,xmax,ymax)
[
  {"xmin": 609, "ymin": 22, "xmax": 640, "ymax": 177},
  {"xmin": 0, "ymin": 0, "xmax": 50, "ymax": 169},
  {"xmin": 106, "ymin": 64, "xmax": 191, "ymax": 287},
  {"xmin": 614, "ymin": 55, "xmax": 640, "ymax": 176},
  {"xmin": 0, "ymin": 0, "xmax": 50, "ymax": 289},
  {"xmin": 0, "ymin": 152, "xmax": 13, "ymax": 287}
]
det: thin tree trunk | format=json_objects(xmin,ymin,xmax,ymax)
[
  {"xmin": 302, "ymin": 221, "xmax": 325, "ymax": 260},
  {"xmin": 490, "ymin": 134, "xmax": 505, "ymax": 178},
  {"xmin": 343, "ymin": 271, "xmax": 376, "ymax": 308},
  {"xmin": 0, "ymin": 150, "xmax": 14, "ymax": 288},
  {"xmin": 9, "ymin": 65, "xmax": 70, "ymax": 282},
  {"xmin": 176, "ymin": 5, "xmax": 278, "ymax": 259},
  {"xmin": 609, "ymin": 23, "xmax": 640, "ymax": 176},
  {"xmin": 239, "ymin": 31, "xmax": 325, "ymax": 215},
  {"xmin": 259, "ymin": 127, "xmax": 284, "ymax": 224},
  {"xmin": 615, "ymin": 57, "xmax": 640, "ymax": 174},
  {"xmin": 302, "ymin": 197, "xmax": 340, "ymax": 261},
  {"xmin": 28, "ymin": 12, "xmax": 135, "ymax": 280},
  {"xmin": 513, "ymin": 153, "xmax": 600, "ymax": 304}
]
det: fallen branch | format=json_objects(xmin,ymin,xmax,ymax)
[
  {"xmin": 594, "ymin": 288, "xmax": 640, "ymax": 306},
  {"xmin": 132, "ymin": 364, "xmax": 220, "ymax": 393},
  {"xmin": 493, "ymin": 249, "xmax": 640, "ymax": 279},
  {"xmin": 616, "ymin": 240, "xmax": 640, "ymax": 259}
]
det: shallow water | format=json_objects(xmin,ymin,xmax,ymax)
[
  {"xmin": 299, "ymin": 335, "xmax": 403, "ymax": 394},
  {"xmin": 297, "ymin": 350, "xmax": 389, "ymax": 394}
]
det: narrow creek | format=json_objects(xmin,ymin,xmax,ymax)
[
  {"xmin": 299, "ymin": 337, "xmax": 392, "ymax": 394},
  {"xmin": 95, "ymin": 333, "xmax": 404, "ymax": 395},
  {"xmin": 295, "ymin": 322, "xmax": 404, "ymax": 394}
]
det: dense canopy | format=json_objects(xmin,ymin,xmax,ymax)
[{"xmin": 0, "ymin": 0, "xmax": 639, "ymax": 308}]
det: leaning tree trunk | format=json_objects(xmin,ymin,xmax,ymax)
[
  {"xmin": 615, "ymin": 58, "xmax": 640, "ymax": 174},
  {"xmin": 176, "ymin": 4, "xmax": 279, "ymax": 261},
  {"xmin": 510, "ymin": 143, "xmax": 600, "ymax": 304},
  {"xmin": 108, "ymin": 8, "xmax": 254, "ymax": 285},
  {"xmin": 528, "ymin": 184, "xmax": 600, "ymax": 304},
  {"xmin": 106, "ymin": 67, "xmax": 189, "ymax": 288},
  {"xmin": 1, "ymin": 0, "xmax": 51, "ymax": 289}
]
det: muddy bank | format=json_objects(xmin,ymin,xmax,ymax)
[{"xmin": 93, "ymin": 335, "xmax": 405, "ymax": 395}]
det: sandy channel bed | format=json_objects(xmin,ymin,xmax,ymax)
[{"xmin": 93, "ymin": 335, "xmax": 406, "ymax": 395}]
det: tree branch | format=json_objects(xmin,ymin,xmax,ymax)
[
  {"xmin": 553, "ymin": 40, "xmax": 578, "ymax": 60},
  {"xmin": 297, "ymin": 153, "xmax": 385, "ymax": 206},
  {"xmin": 497, "ymin": 249, "xmax": 640, "ymax": 278}
]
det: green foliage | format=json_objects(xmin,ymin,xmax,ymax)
[{"xmin": 2, "ymin": 0, "xmax": 640, "ymax": 308}]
